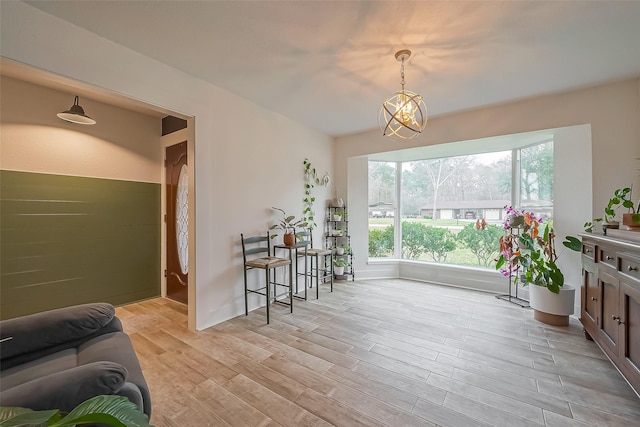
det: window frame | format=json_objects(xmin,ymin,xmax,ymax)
[{"xmin": 368, "ymin": 140, "xmax": 554, "ymax": 267}]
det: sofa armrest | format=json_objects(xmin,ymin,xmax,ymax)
[
  {"xmin": 0, "ymin": 361, "xmax": 128, "ymax": 413},
  {"xmin": 0, "ymin": 303, "xmax": 119, "ymax": 366}
]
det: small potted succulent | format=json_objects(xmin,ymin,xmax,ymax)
[{"xmin": 269, "ymin": 207, "xmax": 307, "ymax": 246}]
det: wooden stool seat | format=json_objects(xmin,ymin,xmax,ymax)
[{"xmin": 245, "ymin": 256, "xmax": 290, "ymax": 269}]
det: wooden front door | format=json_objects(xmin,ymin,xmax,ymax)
[{"xmin": 165, "ymin": 141, "xmax": 188, "ymax": 304}]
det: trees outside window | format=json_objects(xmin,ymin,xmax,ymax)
[
  {"xmin": 368, "ymin": 141, "xmax": 554, "ymax": 269},
  {"xmin": 520, "ymin": 142, "xmax": 554, "ymax": 217},
  {"xmin": 368, "ymin": 162, "xmax": 396, "ymax": 258},
  {"xmin": 456, "ymin": 223, "xmax": 504, "ymax": 266}
]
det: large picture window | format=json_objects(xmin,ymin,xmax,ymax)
[
  {"xmin": 368, "ymin": 141, "xmax": 554, "ymax": 268},
  {"xmin": 368, "ymin": 161, "xmax": 396, "ymax": 258}
]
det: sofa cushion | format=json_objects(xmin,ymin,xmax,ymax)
[
  {"xmin": 79, "ymin": 332, "xmax": 152, "ymax": 416},
  {"xmin": 0, "ymin": 303, "xmax": 116, "ymax": 362},
  {"xmin": 0, "ymin": 361, "xmax": 128, "ymax": 413},
  {"xmin": 0, "ymin": 348, "xmax": 77, "ymax": 391}
]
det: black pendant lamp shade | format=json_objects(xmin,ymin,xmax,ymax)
[{"xmin": 57, "ymin": 96, "xmax": 96, "ymax": 125}]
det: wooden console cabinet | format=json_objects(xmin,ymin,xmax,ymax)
[{"xmin": 580, "ymin": 233, "xmax": 640, "ymax": 395}]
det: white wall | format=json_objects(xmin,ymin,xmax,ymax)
[
  {"xmin": 553, "ymin": 125, "xmax": 593, "ymax": 314},
  {"xmin": 1, "ymin": 1, "xmax": 333, "ymax": 330}
]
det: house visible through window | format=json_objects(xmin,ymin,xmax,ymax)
[{"xmin": 368, "ymin": 140, "xmax": 554, "ymax": 269}]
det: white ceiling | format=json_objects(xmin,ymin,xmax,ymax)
[{"xmin": 23, "ymin": 1, "xmax": 640, "ymax": 137}]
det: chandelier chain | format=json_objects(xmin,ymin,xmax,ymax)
[{"xmin": 400, "ymin": 58, "xmax": 405, "ymax": 92}]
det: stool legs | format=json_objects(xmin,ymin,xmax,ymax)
[
  {"xmin": 329, "ymin": 252, "xmax": 334, "ymax": 292},
  {"xmin": 244, "ymin": 268, "xmax": 249, "ymax": 316},
  {"xmin": 265, "ymin": 269, "xmax": 271, "ymax": 324}
]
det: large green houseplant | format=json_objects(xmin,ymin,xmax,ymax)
[
  {"xmin": 0, "ymin": 395, "xmax": 154, "ymax": 427},
  {"xmin": 495, "ymin": 207, "xmax": 565, "ymax": 293},
  {"xmin": 495, "ymin": 206, "xmax": 579, "ymax": 325}
]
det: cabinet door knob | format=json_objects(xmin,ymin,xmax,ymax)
[
  {"xmin": 606, "ymin": 256, "xmax": 613, "ymax": 260},
  {"xmin": 612, "ymin": 315, "xmax": 620, "ymax": 321},
  {"xmin": 591, "ymin": 297, "xmax": 597, "ymax": 301},
  {"xmin": 585, "ymin": 249, "xmax": 592, "ymax": 253},
  {"xmin": 628, "ymin": 265, "xmax": 638, "ymax": 272}
]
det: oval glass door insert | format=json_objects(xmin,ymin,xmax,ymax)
[{"xmin": 176, "ymin": 164, "xmax": 189, "ymax": 275}]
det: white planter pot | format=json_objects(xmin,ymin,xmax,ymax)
[
  {"xmin": 333, "ymin": 215, "xmax": 342, "ymax": 221},
  {"xmin": 335, "ymin": 247, "xmax": 344, "ymax": 255},
  {"xmin": 529, "ymin": 284, "xmax": 575, "ymax": 326},
  {"xmin": 334, "ymin": 266, "xmax": 345, "ymax": 276}
]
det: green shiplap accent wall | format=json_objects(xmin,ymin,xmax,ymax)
[{"xmin": 1, "ymin": 170, "xmax": 161, "ymax": 319}]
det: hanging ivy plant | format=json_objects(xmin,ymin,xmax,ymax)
[{"xmin": 303, "ymin": 158, "xmax": 330, "ymax": 231}]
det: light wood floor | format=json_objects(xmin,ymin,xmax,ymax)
[{"xmin": 116, "ymin": 279, "xmax": 640, "ymax": 427}]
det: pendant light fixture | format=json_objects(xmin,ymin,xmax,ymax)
[
  {"xmin": 378, "ymin": 49, "xmax": 427, "ymax": 140},
  {"xmin": 57, "ymin": 96, "xmax": 96, "ymax": 125}
]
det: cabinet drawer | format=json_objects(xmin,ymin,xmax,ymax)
[
  {"xmin": 619, "ymin": 255, "xmax": 640, "ymax": 284},
  {"xmin": 598, "ymin": 247, "xmax": 617, "ymax": 268},
  {"xmin": 582, "ymin": 243, "xmax": 595, "ymax": 260}
]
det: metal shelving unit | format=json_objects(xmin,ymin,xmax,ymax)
[{"xmin": 325, "ymin": 206, "xmax": 354, "ymax": 281}]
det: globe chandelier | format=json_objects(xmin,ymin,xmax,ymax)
[{"xmin": 378, "ymin": 49, "xmax": 427, "ymax": 140}]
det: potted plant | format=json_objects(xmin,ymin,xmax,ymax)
[
  {"xmin": 621, "ymin": 186, "xmax": 640, "ymax": 228},
  {"xmin": 269, "ymin": 207, "xmax": 306, "ymax": 246},
  {"xmin": 333, "ymin": 257, "xmax": 349, "ymax": 276},
  {"xmin": 331, "ymin": 188, "xmax": 344, "ymax": 208},
  {"xmin": 331, "ymin": 227, "xmax": 345, "ymax": 237},
  {"xmin": 335, "ymin": 244, "xmax": 350, "ymax": 256},
  {"xmin": 495, "ymin": 206, "xmax": 575, "ymax": 326},
  {"xmin": 302, "ymin": 158, "xmax": 330, "ymax": 231},
  {"xmin": 585, "ymin": 187, "xmax": 632, "ymax": 232}
]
